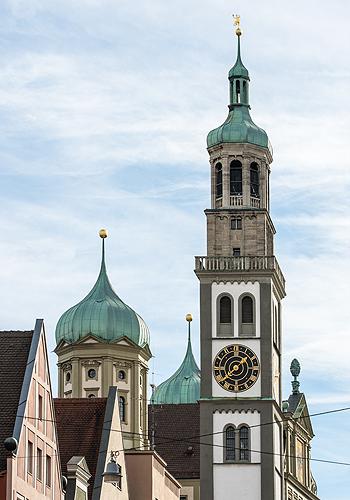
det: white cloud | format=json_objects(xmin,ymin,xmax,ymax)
[{"xmin": 0, "ymin": 2, "xmax": 349, "ymax": 497}]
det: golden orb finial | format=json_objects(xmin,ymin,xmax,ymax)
[
  {"xmin": 99, "ymin": 228, "xmax": 108, "ymax": 239},
  {"xmin": 233, "ymin": 14, "xmax": 242, "ymax": 37},
  {"xmin": 186, "ymin": 313, "xmax": 193, "ymax": 323}
]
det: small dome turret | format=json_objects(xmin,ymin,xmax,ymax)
[
  {"xmin": 152, "ymin": 315, "xmax": 200, "ymax": 404},
  {"xmin": 55, "ymin": 231, "xmax": 150, "ymax": 348}
]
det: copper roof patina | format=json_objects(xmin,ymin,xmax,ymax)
[
  {"xmin": 55, "ymin": 237, "xmax": 150, "ymax": 348},
  {"xmin": 207, "ymin": 32, "xmax": 271, "ymax": 153},
  {"xmin": 152, "ymin": 328, "xmax": 200, "ymax": 404}
]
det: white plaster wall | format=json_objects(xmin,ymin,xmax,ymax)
[
  {"xmin": 212, "ymin": 281, "xmax": 261, "ymax": 338},
  {"xmin": 213, "ymin": 463, "xmax": 261, "ymax": 500},
  {"xmin": 272, "ymin": 348, "xmax": 280, "ymax": 403},
  {"xmin": 212, "ymin": 339, "xmax": 261, "ymax": 397},
  {"xmin": 180, "ymin": 485, "xmax": 194, "ymax": 500},
  {"xmin": 275, "ymin": 471, "xmax": 282, "ymax": 500},
  {"xmin": 213, "ymin": 410, "xmax": 261, "ymax": 464},
  {"xmin": 273, "ymin": 414, "xmax": 282, "ymax": 474}
]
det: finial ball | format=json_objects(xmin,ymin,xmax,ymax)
[
  {"xmin": 236, "ymin": 27, "xmax": 242, "ymax": 37},
  {"xmin": 99, "ymin": 228, "xmax": 108, "ymax": 239},
  {"xmin": 290, "ymin": 358, "xmax": 301, "ymax": 378},
  {"xmin": 186, "ymin": 313, "xmax": 193, "ymax": 323}
]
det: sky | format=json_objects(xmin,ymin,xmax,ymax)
[{"xmin": 0, "ymin": 0, "xmax": 349, "ymax": 498}]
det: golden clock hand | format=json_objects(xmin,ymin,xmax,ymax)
[{"xmin": 220, "ymin": 357, "xmax": 248, "ymax": 381}]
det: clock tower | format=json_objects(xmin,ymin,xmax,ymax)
[{"xmin": 195, "ymin": 17, "xmax": 286, "ymax": 500}]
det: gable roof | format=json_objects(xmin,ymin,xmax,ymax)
[
  {"xmin": 286, "ymin": 392, "xmax": 314, "ymax": 437},
  {"xmin": 54, "ymin": 398, "xmax": 107, "ymax": 499},
  {"xmin": 149, "ymin": 403, "xmax": 200, "ymax": 479},
  {"xmin": 0, "ymin": 330, "xmax": 33, "ymax": 472}
]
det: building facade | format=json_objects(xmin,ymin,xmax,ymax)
[
  {"xmin": 55, "ymin": 232, "xmax": 151, "ymax": 451},
  {"xmin": 0, "ymin": 320, "xmax": 63, "ymax": 500},
  {"xmin": 194, "ymin": 20, "xmax": 318, "ymax": 500}
]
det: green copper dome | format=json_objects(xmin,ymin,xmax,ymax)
[
  {"xmin": 55, "ymin": 237, "xmax": 150, "ymax": 348},
  {"xmin": 207, "ymin": 33, "xmax": 270, "ymax": 152},
  {"xmin": 207, "ymin": 107, "xmax": 269, "ymax": 149},
  {"xmin": 152, "ymin": 325, "xmax": 200, "ymax": 404}
]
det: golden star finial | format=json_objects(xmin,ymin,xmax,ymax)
[{"xmin": 233, "ymin": 14, "xmax": 242, "ymax": 37}]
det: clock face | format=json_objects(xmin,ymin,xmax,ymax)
[{"xmin": 213, "ymin": 344, "xmax": 260, "ymax": 392}]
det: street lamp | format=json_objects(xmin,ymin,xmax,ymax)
[{"xmin": 102, "ymin": 451, "xmax": 123, "ymax": 485}]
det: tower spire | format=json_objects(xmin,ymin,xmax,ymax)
[
  {"xmin": 229, "ymin": 14, "xmax": 249, "ymax": 107},
  {"xmin": 99, "ymin": 228, "xmax": 108, "ymax": 273},
  {"xmin": 186, "ymin": 313, "xmax": 192, "ymax": 342},
  {"xmin": 207, "ymin": 16, "xmax": 270, "ymax": 152}
]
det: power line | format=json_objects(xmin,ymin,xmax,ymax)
[
  {"xmin": 13, "ymin": 405, "xmax": 350, "ymax": 466},
  {"xmin": 19, "ymin": 404, "xmax": 350, "ymax": 431}
]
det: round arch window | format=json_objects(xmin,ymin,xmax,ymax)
[
  {"xmin": 118, "ymin": 370, "xmax": 126, "ymax": 380},
  {"xmin": 88, "ymin": 393, "xmax": 96, "ymax": 398},
  {"xmin": 88, "ymin": 368, "xmax": 96, "ymax": 379}
]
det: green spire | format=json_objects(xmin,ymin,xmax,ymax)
[
  {"xmin": 55, "ymin": 230, "xmax": 150, "ymax": 348},
  {"xmin": 228, "ymin": 35, "xmax": 249, "ymax": 80},
  {"xmin": 207, "ymin": 22, "xmax": 271, "ymax": 152},
  {"xmin": 152, "ymin": 315, "xmax": 200, "ymax": 404}
]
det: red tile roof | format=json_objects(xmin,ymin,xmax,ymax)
[
  {"xmin": 54, "ymin": 398, "xmax": 107, "ymax": 498},
  {"xmin": 0, "ymin": 331, "xmax": 33, "ymax": 472},
  {"xmin": 149, "ymin": 403, "xmax": 200, "ymax": 479}
]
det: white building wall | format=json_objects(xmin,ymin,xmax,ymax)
[
  {"xmin": 275, "ymin": 472, "xmax": 282, "ymax": 500},
  {"xmin": 212, "ymin": 281, "xmax": 261, "ymax": 338},
  {"xmin": 273, "ymin": 414, "xmax": 282, "ymax": 474},
  {"xmin": 214, "ymin": 464, "xmax": 261, "ymax": 500}
]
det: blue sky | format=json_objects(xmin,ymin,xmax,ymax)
[{"xmin": 0, "ymin": 1, "xmax": 349, "ymax": 498}]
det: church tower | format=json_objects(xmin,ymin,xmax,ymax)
[
  {"xmin": 195, "ymin": 17, "xmax": 286, "ymax": 500},
  {"xmin": 55, "ymin": 230, "xmax": 152, "ymax": 451}
]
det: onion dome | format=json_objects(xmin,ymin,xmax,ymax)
[
  {"xmin": 152, "ymin": 315, "xmax": 200, "ymax": 404},
  {"xmin": 207, "ymin": 21, "xmax": 270, "ymax": 152},
  {"xmin": 55, "ymin": 230, "xmax": 150, "ymax": 348}
]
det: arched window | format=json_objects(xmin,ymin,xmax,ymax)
[
  {"xmin": 220, "ymin": 296, "xmax": 231, "ymax": 323},
  {"xmin": 239, "ymin": 426, "xmax": 249, "ymax": 461},
  {"xmin": 235, "ymin": 80, "xmax": 241, "ymax": 103},
  {"xmin": 250, "ymin": 163, "xmax": 260, "ymax": 198},
  {"xmin": 225, "ymin": 426, "xmax": 236, "ymax": 461},
  {"xmin": 242, "ymin": 80, "xmax": 248, "ymax": 103},
  {"xmin": 215, "ymin": 163, "xmax": 223, "ymax": 198},
  {"xmin": 119, "ymin": 396, "xmax": 126, "ymax": 422},
  {"xmin": 240, "ymin": 294, "xmax": 255, "ymax": 336},
  {"xmin": 218, "ymin": 295, "xmax": 233, "ymax": 336},
  {"xmin": 230, "ymin": 161, "xmax": 242, "ymax": 196},
  {"xmin": 242, "ymin": 296, "xmax": 253, "ymax": 323}
]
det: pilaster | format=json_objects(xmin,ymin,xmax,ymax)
[{"xmin": 71, "ymin": 358, "xmax": 80, "ymax": 398}]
